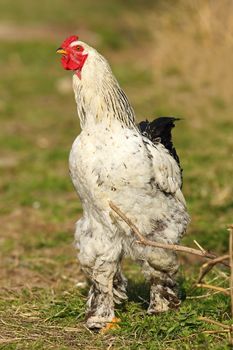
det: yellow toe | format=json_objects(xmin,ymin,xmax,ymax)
[{"xmin": 100, "ymin": 317, "xmax": 121, "ymax": 333}]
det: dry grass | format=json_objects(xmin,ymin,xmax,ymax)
[{"xmin": 144, "ymin": 1, "xmax": 233, "ymax": 120}]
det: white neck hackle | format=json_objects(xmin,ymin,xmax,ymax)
[{"xmin": 72, "ymin": 43, "xmax": 137, "ymax": 130}]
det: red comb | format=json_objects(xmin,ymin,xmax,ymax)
[{"xmin": 61, "ymin": 35, "xmax": 79, "ymax": 48}]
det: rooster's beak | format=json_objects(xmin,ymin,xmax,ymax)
[{"xmin": 56, "ymin": 48, "xmax": 67, "ymax": 54}]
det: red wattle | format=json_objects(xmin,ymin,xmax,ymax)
[{"xmin": 61, "ymin": 53, "xmax": 88, "ymax": 74}]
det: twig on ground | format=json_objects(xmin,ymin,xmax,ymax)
[
  {"xmin": 197, "ymin": 317, "xmax": 232, "ymax": 342},
  {"xmin": 193, "ymin": 240, "xmax": 206, "ymax": 253},
  {"xmin": 196, "ymin": 283, "xmax": 230, "ymax": 296},
  {"xmin": 202, "ymin": 329, "xmax": 230, "ymax": 334},
  {"xmin": 198, "ymin": 316, "xmax": 231, "ymax": 330},
  {"xmin": 186, "ymin": 291, "xmax": 225, "ymax": 299},
  {"xmin": 109, "ymin": 201, "xmax": 218, "ymax": 260},
  {"xmin": 197, "ymin": 255, "xmax": 229, "ymax": 283},
  {"xmin": 228, "ymin": 225, "xmax": 233, "ymax": 345},
  {"xmin": 83, "ymin": 324, "xmax": 93, "ymax": 335},
  {"xmin": 228, "ymin": 225, "xmax": 233, "ymax": 317},
  {"xmin": 0, "ymin": 337, "xmax": 36, "ymax": 344}
]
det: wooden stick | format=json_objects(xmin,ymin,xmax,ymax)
[
  {"xmin": 198, "ymin": 316, "xmax": 230, "ymax": 330},
  {"xmin": 196, "ymin": 283, "xmax": 230, "ymax": 296},
  {"xmin": 202, "ymin": 330, "xmax": 229, "ymax": 334},
  {"xmin": 109, "ymin": 201, "xmax": 218, "ymax": 260},
  {"xmin": 197, "ymin": 254, "xmax": 229, "ymax": 283},
  {"xmin": 187, "ymin": 291, "xmax": 224, "ymax": 299},
  {"xmin": 194, "ymin": 240, "xmax": 206, "ymax": 253},
  {"xmin": 228, "ymin": 225, "xmax": 233, "ymax": 318}
]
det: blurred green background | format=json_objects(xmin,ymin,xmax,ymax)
[{"xmin": 0, "ymin": 1, "xmax": 232, "ymax": 349}]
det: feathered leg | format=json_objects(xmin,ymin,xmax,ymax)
[
  {"xmin": 113, "ymin": 268, "xmax": 128, "ymax": 304},
  {"xmin": 141, "ymin": 249, "xmax": 181, "ymax": 314},
  {"xmin": 83, "ymin": 260, "xmax": 127, "ymax": 329},
  {"xmin": 84, "ymin": 263, "xmax": 116, "ymax": 329},
  {"xmin": 75, "ymin": 219, "xmax": 125, "ymax": 329}
]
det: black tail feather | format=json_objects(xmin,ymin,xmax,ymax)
[{"xmin": 138, "ymin": 117, "xmax": 181, "ymax": 168}]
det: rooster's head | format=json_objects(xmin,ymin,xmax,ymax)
[
  {"xmin": 56, "ymin": 35, "xmax": 88, "ymax": 77},
  {"xmin": 56, "ymin": 35, "xmax": 136, "ymax": 128}
]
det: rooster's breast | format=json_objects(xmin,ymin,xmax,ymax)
[{"xmin": 69, "ymin": 126, "xmax": 153, "ymax": 209}]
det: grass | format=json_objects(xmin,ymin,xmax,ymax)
[
  {"xmin": 0, "ymin": 0, "xmax": 233, "ymax": 349},
  {"xmin": 0, "ymin": 272, "xmax": 231, "ymax": 349}
]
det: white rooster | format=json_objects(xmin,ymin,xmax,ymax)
[{"xmin": 56, "ymin": 35, "xmax": 190, "ymax": 330}]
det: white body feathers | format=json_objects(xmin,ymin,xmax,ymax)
[{"xmin": 66, "ymin": 40, "xmax": 189, "ymax": 327}]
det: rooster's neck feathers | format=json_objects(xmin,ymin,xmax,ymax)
[{"xmin": 72, "ymin": 48, "xmax": 136, "ymax": 129}]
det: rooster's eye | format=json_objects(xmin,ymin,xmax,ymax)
[{"xmin": 76, "ymin": 45, "xmax": 82, "ymax": 51}]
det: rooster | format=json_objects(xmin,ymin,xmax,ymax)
[{"xmin": 56, "ymin": 35, "xmax": 190, "ymax": 330}]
